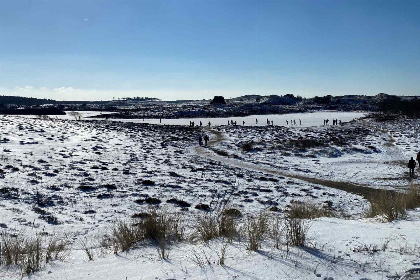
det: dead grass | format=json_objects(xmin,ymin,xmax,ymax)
[
  {"xmin": 367, "ymin": 185, "xmax": 420, "ymax": 222},
  {"xmin": 0, "ymin": 232, "xmax": 69, "ymax": 275},
  {"xmin": 246, "ymin": 213, "xmax": 268, "ymax": 251},
  {"xmin": 195, "ymin": 210, "xmax": 239, "ymax": 242},
  {"xmin": 285, "ymin": 217, "xmax": 309, "ymax": 247},
  {"xmin": 109, "ymin": 210, "xmax": 183, "ymax": 259},
  {"xmin": 288, "ymin": 201, "xmax": 334, "ymax": 219}
]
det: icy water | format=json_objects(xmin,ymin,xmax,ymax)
[{"xmin": 24, "ymin": 111, "xmax": 367, "ymax": 127}]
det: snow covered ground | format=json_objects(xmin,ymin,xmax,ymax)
[{"xmin": 0, "ymin": 113, "xmax": 419, "ymax": 280}]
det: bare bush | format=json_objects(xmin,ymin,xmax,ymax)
[
  {"xmin": 285, "ymin": 217, "xmax": 309, "ymax": 247},
  {"xmin": 196, "ymin": 215, "xmax": 219, "ymax": 242},
  {"xmin": 45, "ymin": 237, "xmax": 70, "ymax": 263},
  {"xmin": 247, "ymin": 213, "xmax": 268, "ymax": 251},
  {"xmin": 270, "ymin": 216, "xmax": 284, "ymax": 249}
]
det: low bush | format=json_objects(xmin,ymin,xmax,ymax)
[
  {"xmin": 285, "ymin": 217, "xmax": 309, "ymax": 247},
  {"xmin": 247, "ymin": 213, "xmax": 268, "ymax": 251}
]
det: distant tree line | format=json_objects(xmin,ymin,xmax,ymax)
[
  {"xmin": 379, "ymin": 97, "xmax": 420, "ymax": 118},
  {"xmin": 0, "ymin": 96, "xmax": 57, "ymax": 106}
]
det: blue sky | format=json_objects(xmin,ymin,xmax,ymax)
[{"xmin": 1, "ymin": 0, "xmax": 419, "ymax": 101}]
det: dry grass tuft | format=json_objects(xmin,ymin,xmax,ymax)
[
  {"xmin": 288, "ymin": 201, "xmax": 334, "ymax": 219},
  {"xmin": 195, "ymin": 210, "xmax": 239, "ymax": 242},
  {"xmin": 285, "ymin": 217, "xmax": 309, "ymax": 247},
  {"xmin": 0, "ymin": 232, "xmax": 69, "ymax": 275},
  {"xmin": 368, "ymin": 185, "xmax": 420, "ymax": 222},
  {"xmin": 246, "ymin": 213, "xmax": 268, "ymax": 251},
  {"xmin": 109, "ymin": 210, "xmax": 182, "ymax": 259}
]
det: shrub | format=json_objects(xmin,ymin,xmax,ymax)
[
  {"xmin": 246, "ymin": 213, "xmax": 268, "ymax": 251},
  {"xmin": 241, "ymin": 142, "xmax": 254, "ymax": 152},
  {"xmin": 285, "ymin": 217, "xmax": 309, "ymax": 247},
  {"xmin": 196, "ymin": 215, "xmax": 219, "ymax": 242},
  {"xmin": 270, "ymin": 216, "xmax": 284, "ymax": 249}
]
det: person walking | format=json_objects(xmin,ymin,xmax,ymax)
[
  {"xmin": 408, "ymin": 157, "xmax": 416, "ymax": 177},
  {"xmin": 198, "ymin": 134, "xmax": 203, "ymax": 146},
  {"xmin": 204, "ymin": 134, "xmax": 209, "ymax": 147}
]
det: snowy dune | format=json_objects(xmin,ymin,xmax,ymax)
[{"xmin": 0, "ymin": 113, "xmax": 419, "ymax": 280}]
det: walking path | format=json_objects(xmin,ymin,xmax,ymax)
[{"xmin": 194, "ymin": 129, "xmax": 392, "ymax": 199}]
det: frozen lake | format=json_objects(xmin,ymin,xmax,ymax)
[
  {"xmin": 94, "ymin": 111, "xmax": 368, "ymax": 127},
  {"xmin": 21, "ymin": 111, "xmax": 368, "ymax": 127}
]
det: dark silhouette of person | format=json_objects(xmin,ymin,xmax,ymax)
[
  {"xmin": 299, "ymin": 119, "xmax": 301, "ymax": 125},
  {"xmin": 408, "ymin": 157, "xmax": 416, "ymax": 177},
  {"xmin": 204, "ymin": 134, "xmax": 209, "ymax": 147},
  {"xmin": 208, "ymin": 121, "xmax": 211, "ymax": 127},
  {"xmin": 417, "ymin": 152, "xmax": 420, "ymax": 167},
  {"xmin": 256, "ymin": 118, "xmax": 258, "ymax": 124},
  {"xmin": 243, "ymin": 121, "xmax": 245, "ymax": 126},
  {"xmin": 200, "ymin": 121, "xmax": 202, "ymax": 127},
  {"xmin": 286, "ymin": 120, "xmax": 288, "ymax": 125},
  {"xmin": 198, "ymin": 134, "xmax": 203, "ymax": 146}
]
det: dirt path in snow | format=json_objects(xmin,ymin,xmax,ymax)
[{"xmin": 195, "ymin": 129, "xmax": 393, "ymax": 199}]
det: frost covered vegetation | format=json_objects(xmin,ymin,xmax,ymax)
[{"xmin": 0, "ymin": 114, "xmax": 419, "ymax": 279}]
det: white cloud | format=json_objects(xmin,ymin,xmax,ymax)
[{"xmin": 53, "ymin": 87, "xmax": 74, "ymax": 93}]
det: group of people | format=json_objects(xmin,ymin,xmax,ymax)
[
  {"xmin": 408, "ymin": 152, "xmax": 420, "ymax": 177},
  {"xmin": 198, "ymin": 134, "xmax": 210, "ymax": 147},
  {"xmin": 286, "ymin": 119, "xmax": 302, "ymax": 126},
  {"xmin": 323, "ymin": 119, "xmax": 342, "ymax": 125},
  {"xmin": 190, "ymin": 121, "xmax": 212, "ymax": 127}
]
